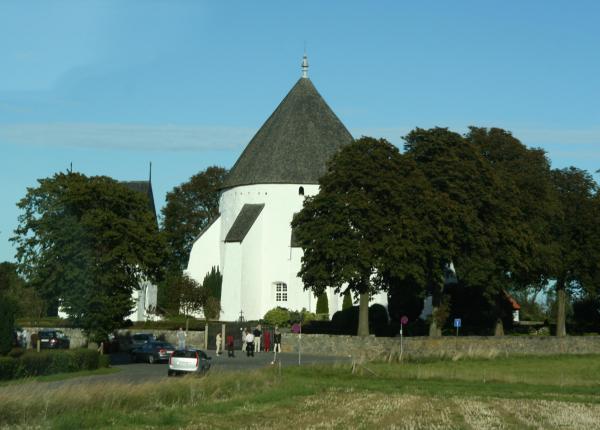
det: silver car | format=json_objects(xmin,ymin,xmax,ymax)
[{"xmin": 168, "ymin": 349, "xmax": 211, "ymax": 376}]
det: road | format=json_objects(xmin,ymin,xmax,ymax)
[{"xmin": 0, "ymin": 350, "xmax": 350, "ymax": 392}]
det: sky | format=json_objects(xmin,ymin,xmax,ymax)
[{"xmin": 1, "ymin": 1, "xmax": 599, "ymax": 262}]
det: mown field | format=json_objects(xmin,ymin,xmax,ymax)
[{"xmin": 1, "ymin": 355, "xmax": 600, "ymax": 429}]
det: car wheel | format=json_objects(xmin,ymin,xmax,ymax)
[
  {"xmin": 148, "ymin": 355, "xmax": 155, "ymax": 364},
  {"xmin": 168, "ymin": 370, "xmax": 173, "ymax": 377}
]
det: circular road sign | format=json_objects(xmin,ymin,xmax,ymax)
[{"xmin": 400, "ymin": 316, "xmax": 409, "ymax": 325}]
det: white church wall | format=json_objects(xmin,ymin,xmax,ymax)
[
  {"xmin": 239, "ymin": 210, "xmax": 264, "ymax": 321},
  {"xmin": 220, "ymin": 243, "xmax": 242, "ymax": 320},
  {"xmin": 216, "ymin": 183, "xmax": 321, "ymax": 321},
  {"xmin": 185, "ymin": 216, "xmax": 222, "ymax": 283}
]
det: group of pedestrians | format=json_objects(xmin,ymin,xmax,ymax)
[{"xmin": 239, "ymin": 324, "xmax": 281, "ymax": 358}]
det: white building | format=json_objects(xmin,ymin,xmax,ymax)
[{"xmin": 186, "ymin": 57, "xmax": 388, "ymax": 321}]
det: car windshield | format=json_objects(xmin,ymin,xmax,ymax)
[
  {"xmin": 39, "ymin": 332, "xmax": 55, "ymax": 339},
  {"xmin": 133, "ymin": 334, "xmax": 152, "ymax": 341}
]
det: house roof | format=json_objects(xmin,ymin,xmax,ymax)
[
  {"xmin": 121, "ymin": 180, "xmax": 157, "ymax": 221},
  {"xmin": 221, "ymin": 77, "xmax": 353, "ymax": 190},
  {"xmin": 224, "ymin": 204, "xmax": 265, "ymax": 243}
]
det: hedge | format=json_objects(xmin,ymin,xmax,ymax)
[{"xmin": 0, "ymin": 349, "xmax": 108, "ymax": 381}]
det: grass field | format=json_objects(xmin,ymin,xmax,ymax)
[{"xmin": 1, "ymin": 355, "xmax": 600, "ymax": 429}]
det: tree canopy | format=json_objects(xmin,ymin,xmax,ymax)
[
  {"xmin": 292, "ymin": 137, "xmax": 440, "ymax": 336},
  {"xmin": 161, "ymin": 166, "xmax": 227, "ymax": 272},
  {"xmin": 549, "ymin": 167, "xmax": 600, "ymax": 336},
  {"xmin": 11, "ymin": 172, "xmax": 165, "ymax": 340}
]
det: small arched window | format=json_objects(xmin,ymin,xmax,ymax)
[{"xmin": 298, "ymin": 186, "xmax": 304, "ymax": 196}]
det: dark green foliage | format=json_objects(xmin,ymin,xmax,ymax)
[
  {"xmin": 0, "ymin": 262, "xmax": 46, "ymax": 320},
  {"xmin": 263, "ymin": 307, "xmax": 290, "ymax": 327},
  {"xmin": 0, "ymin": 298, "xmax": 16, "ymax": 355},
  {"xmin": 572, "ymin": 296, "xmax": 600, "ymax": 334},
  {"xmin": 11, "ymin": 172, "xmax": 165, "ymax": 341},
  {"xmin": 0, "ymin": 349, "xmax": 104, "ymax": 380},
  {"xmin": 549, "ymin": 168, "xmax": 600, "ymax": 335},
  {"xmin": 0, "ymin": 356, "xmax": 19, "ymax": 380},
  {"xmin": 316, "ymin": 293, "xmax": 329, "ymax": 315},
  {"xmin": 293, "ymin": 137, "xmax": 436, "ymax": 336},
  {"xmin": 202, "ymin": 266, "xmax": 223, "ymax": 301},
  {"xmin": 330, "ymin": 304, "xmax": 390, "ymax": 336},
  {"xmin": 387, "ymin": 278, "xmax": 425, "ymax": 325},
  {"xmin": 161, "ymin": 166, "xmax": 227, "ymax": 272},
  {"xmin": 342, "ymin": 292, "xmax": 352, "ymax": 310}
]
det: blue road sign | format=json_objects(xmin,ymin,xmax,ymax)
[{"xmin": 453, "ymin": 318, "xmax": 462, "ymax": 328}]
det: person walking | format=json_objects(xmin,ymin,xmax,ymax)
[
  {"xmin": 241, "ymin": 328, "xmax": 248, "ymax": 352},
  {"xmin": 264, "ymin": 329, "xmax": 271, "ymax": 352},
  {"xmin": 226, "ymin": 335, "xmax": 235, "ymax": 357},
  {"xmin": 273, "ymin": 326, "xmax": 281, "ymax": 354},
  {"xmin": 253, "ymin": 324, "xmax": 262, "ymax": 353},
  {"xmin": 271, "ymin": 326, "xmax": 282, "ymax": 364},
  {"xmin": 177, "ymin": 327, "xmax": 187, "ymax": 350},
  {"xmin": 245, "ymin": 330, "xmax": 255, "ymax": 357},
  {"xmin": 215, "ymin": 332, "xmax": 222, "ymax": 356}
]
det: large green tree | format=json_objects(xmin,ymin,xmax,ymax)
[
  {"xmin": 465, "ymin": 127, "xmax": 558, "ymax": 334},
  {"xmin": 404, "ymin": 127, "xmax": 519, "ymax": 336},
  {"xmin": 12, "ymin": 172, "xmax": 165, "ymax": 340},
  {"xmin": 293, "ymin": 137, "xmax": 439, "ymax": 336},
  {"xmin": 549, "ymin": 167, "xmax": 600, "ymax": 336},
  {"xmin": 161, "ymin": 166, "xmax": 227, "ymax": 272}
]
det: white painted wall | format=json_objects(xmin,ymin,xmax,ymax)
[{"xmin": 185, "ymin": 216, "xmax": 222, "ymax": 283}]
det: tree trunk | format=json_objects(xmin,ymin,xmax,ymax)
[
  {"xmin": 494, "ymin": 318, "xmax": 504, "ymax": 336},
  {"xmin": 357, "ymin": 292, "xmax": 370, "ymax": 337},
  {"xmin": 185, "ymin": 316, "xmax": 190, "ymax": 333},
  {"xmin": 428, "ymin": 284, "xmax": 443, "ymax": 337},
  {"xmin": 556, "ymin": 280, "xmax": 567, "ymax": 337},
  {"xmin": 429, "ymin": 319, "xmax": 442, "ymax": 337}
]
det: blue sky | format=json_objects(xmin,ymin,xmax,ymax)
[{"xmin": 1, "ymin": 1, "xmax": 599, "ymax": 262}]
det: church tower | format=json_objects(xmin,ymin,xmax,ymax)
[{"xmin": 186, "ymin": 56, "xmax": 353, "ymax": 320}]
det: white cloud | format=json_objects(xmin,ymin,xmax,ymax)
[{"xmin": 0, "ymin": 123, "xmax": 254, "ymax": 151}]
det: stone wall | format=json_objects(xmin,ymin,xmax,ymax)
[
  {"xmin": 280, "ymin": 334, "xmax": 600, "ymax": 360},
  {"xmin": 23, "ymin": 327, "xmax": 600, "ymax": 360}
]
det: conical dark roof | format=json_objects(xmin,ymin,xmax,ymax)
[{"xmin": 222, "ymin": 78, "xmax": 353, "ymax": 189}]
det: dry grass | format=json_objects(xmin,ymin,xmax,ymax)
[{"xmin": 2, "ymin": 356, "xmax": 600, "ymax": 429}]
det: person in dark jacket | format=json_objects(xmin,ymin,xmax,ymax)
[{"xmin": 253, "ymin": 324, "xmax": 262, "ymax": 352}]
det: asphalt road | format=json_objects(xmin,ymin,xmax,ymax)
[{"xmin": 0, "ymin": 350, "xmax": 350, "ymax": 392}]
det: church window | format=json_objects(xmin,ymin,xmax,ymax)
[
  {"xmin": 298, "ymin": 186, "xmax": 304, "ymax": 195},
  {"xmin": 274, "ymin": 282, "xmax": 287, "ymax": 302}
]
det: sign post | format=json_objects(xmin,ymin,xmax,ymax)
[
  {"xmin": 400, "ymin": 316, "xmax": 408, "ymax": 361},
  {"xmin": 454, "ymin": 318, "xmax": 461, "ymax": 337},
  {"xmin": 298, "ymin": 322, "xmax": 302, "ymax": 366}
]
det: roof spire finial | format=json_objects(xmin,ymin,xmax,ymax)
[{"xmin": 301, "ymin": 51, "xmax": 309, "ymax": 79}]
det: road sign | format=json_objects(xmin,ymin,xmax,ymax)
[
  {"xmin": 400, "ymin": 316, "xmax": 408, "ymax": 325},
  {"xmin": 453, "ymin": 318, "xmax": 461, "ymax": 328}
]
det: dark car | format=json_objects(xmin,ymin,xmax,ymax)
[
  {"xmin": 168, "ymin": 349, "xmax": 211, "ymax": 376},
  {"xmin": 38, "ymin": 330, "xmax": 70, "ymax": 349},
  {"xmin": 131, "ymin": 341, "xmax": 175, "ymax": 364},
  {"xmin": 122, "ymin": 332, "xmax": 156, "ymax": 352}
]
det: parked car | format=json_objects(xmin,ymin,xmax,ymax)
[
  {"xmin": 123, "ymin": 333, "xmax": 156, "ymax": 352},
  {"xmin": 38, "ymin": 330, "xmax": 70, "ymax": 349},
  {"xmin": 168, "ymin": 349, "xmax": 211, "ymax": 376},
  {"xmin": 131, "ymin": 341, "xmax": 175, "ymax": 364}
]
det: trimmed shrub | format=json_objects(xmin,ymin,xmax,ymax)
[
  {"xmin": 331, "ymin": 304, "xmax": 391, "ymax": 336},
  {"xmin": 1, "ymin": 349, "xmax": 105, "ymax": 380},
  {"xmin": 342, "ymin": 292, "xmax": 353, "ymax": 310},
  {"xmin": 316, "ymin": 293, "xmax": 329, "ymax": 315},
  {"xmin": 0, "ymin": 356, "xmax": 19, "ymax": 380},
  {"xmin": 263, "ymin": 307, "xmax": 291, "ymax": 327}
]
